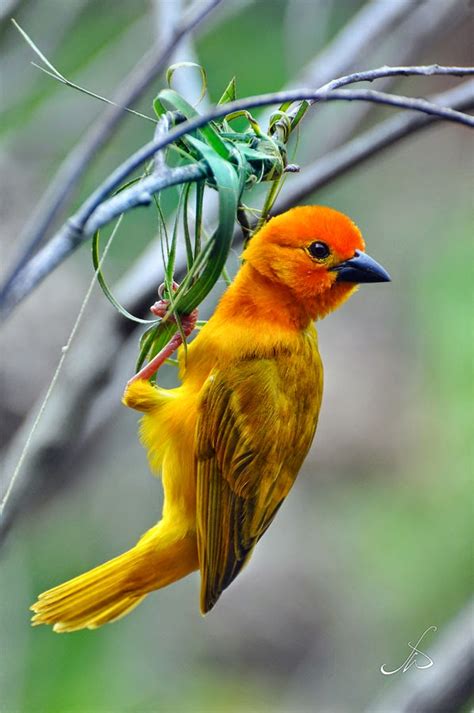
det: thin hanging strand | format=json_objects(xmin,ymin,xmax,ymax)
[{"xmin": 0, "ymin": 214, "xmax": 124, "ymax": 517}]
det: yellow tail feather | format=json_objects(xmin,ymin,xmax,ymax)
[{"xmin": 31, "ymin": 525, "xmax": 198, "ymax": 632}]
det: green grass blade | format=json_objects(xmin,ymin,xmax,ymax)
[
  {"xmin": 12, "ymin": 19, "xmax": 66, "ymax": 80},
  {"xmin": 166, "ymin": 62, "xmax": 208, "ymax": 105},
  {"xmin": 217, "ymin": 77, "xmax": 237, "ymax": 105},
  {"xmin": 173, "ymin": 136, "xmax": 242, "ymax": 313},
  {"xmin": 194, "ymin": 180, "xmax": 204, "ymax": 257},
  {"xmin": 183, "ymin": 183, "xmax": 194, "ymax": 270},
  {"xmin": 92, "ymin": 229, "xmax": 156, "ymax": 324}
]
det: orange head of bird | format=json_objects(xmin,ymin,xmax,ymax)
[{"xmin": 242, "ymin": 205, "xmax": 390, "ymax": 321}]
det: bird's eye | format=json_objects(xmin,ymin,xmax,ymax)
[{"xmin": 308, "ymin": 241, "xmax": 330, "ymax": 260}]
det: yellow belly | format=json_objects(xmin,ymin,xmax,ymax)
[{"xmin": 138, "ymin": 384, "xmax": 199, "ymax": 527}]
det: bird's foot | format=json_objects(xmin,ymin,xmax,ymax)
[{"xmin": 126, "ymin": 282, "xmax": 198, "ymax": 387}]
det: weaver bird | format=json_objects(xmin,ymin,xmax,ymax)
[{"xmin": 31, "ymin": 205, "xmax": 390, "ymax": 632}]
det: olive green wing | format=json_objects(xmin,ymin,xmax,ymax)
[{"xmin": 196, "ymin": 356, "xmax": 322, "ymax": 613}]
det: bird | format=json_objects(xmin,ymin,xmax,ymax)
[{"xmin": 31, "ymin": 205, "xmax": 390, "ymax": 632}]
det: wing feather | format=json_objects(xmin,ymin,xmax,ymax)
[{"xmin": 196, "ymin": 340, "xmax": 322, "ymax": 613}]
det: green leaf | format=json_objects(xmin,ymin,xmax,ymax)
[
  {"xmin": 92, "ymin": 230, "xmax": 156, "ymax": 324},
  {"xmin": 268, "ymin": 111, "xmax": 292, "ymax": 141},
  {"xmin": 194, "ymin": 180, "xmax": 204, "ymax": 257},
  {"xmin": 225, "ymin": 110, "xmax": 263, "ymax": 136},
  {"xmin": 12, "ymin": 19, "xmax": 65, "ymax": 80},
  {"xmin": 165, "ymin": 187, "xmax": 185, "ymax": 287},
  {"xmin": 221, "ymin": 265, "xmax": 232, "ymax": 286},
  {"xmin": 136, "ymin": 323, "xmax": 159, "ymax": 372},
  {"xmin": 136, "ymin": 321, "xmax": 177, "ymax": 376},
  {"xmin": 157, "ymin": 88, "xmax": 231, "ymax": 160},
  {"xmin": 217, "ymin": 76, "xmax": 236, "ymax": 105},
  {"xmin": 278, "ymin": 100, "xmax": 293, "ymax": 113},
  {"xmin": 153, "ymin": 96, "xmax": 166, "ymax": 118},
  {"xmin": 183, "ymin": 183, "xmax": 194, "ymax": 270},
  {"xmin": 166, "ymin": 62, "xmax": 208, "ymax": 105},
  {"xmin": 290, "ymin": 100, "xmax": 310, "ymax": 130},
  {"xmin": 172, "ymin": 135, "xmax": 242, "ymax": 313},
  {"xmin": 130, "ymin": 137, "xmax": 242, "ymax": 379}
]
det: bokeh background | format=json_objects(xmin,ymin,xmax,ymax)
[{"xmin": 1, "ymin": 1, "xmax": 473, "ymax": 711}]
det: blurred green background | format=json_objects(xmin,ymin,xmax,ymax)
[{"xmin": 1, "ymin": 1, "xmax": 472, "ymax": 711}]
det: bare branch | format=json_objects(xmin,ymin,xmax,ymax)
[
  {"xmin": 2, "ymin": 80, "xmax": 473, "ymax": 545},
  {"xmin": 366, "ymin": 599, "xmax": 474, "ymax": 713},
  {"xmin": 1, "ymin": 65, "xmax": 473, "ymax": 320},
  {"xmin": 1, "ymin": 0, "xmax": 224, "ymax": 291},
  {"xmin": 85, "ymin": 162, "xmax": 207, "ymax": 234},
  {"xmin": 274, "ymin": 81, "xmax": 474, "ymax": 209},
  {"xmin": 315, "ymin": 87, "xmax": 474, "ymax": 126},
  {"xmin": 0, "ymin": 0, "xmax": 445, "ymax": 297},
  {"xmin": 321, "ymin": 63, "xmax": 474, "ymax": 92}
]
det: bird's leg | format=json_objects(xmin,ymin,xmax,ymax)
[{"xmin": 127, "ymin": 282, "xmax": 198, "ymax": 387}]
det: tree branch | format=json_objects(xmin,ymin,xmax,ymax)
[
  {"xmin": 85, "ymin": 163, "xmax": 208, "ymax": 235},
  {"xmin": 284, "ymin": 61, "xmax": 474, "ymax": 126},
  {"xmin": 1, "ymin": 65, "xmax": 473, "ymax": 321},
  {"xmin": 275, "ymin": 81, "xmax": 474, "ymax": 210},
  {"xmin": 2, "ymin": 80, "xmax": 473, "ymax": 545},
  {"xmin": 321, "ymin": 63, "xmax": 474, "ymax": 91},
  {"xmin": 315, "ymin": 87, "xmax": 474, "ymax": 126},
  {"xmin": 0, "ymin": 0, "xmax": 446, "ymax": 298}
]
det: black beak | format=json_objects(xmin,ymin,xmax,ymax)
[{"xmin": 331, "ymin": 250, "xmax": 391, "ymax": 283}]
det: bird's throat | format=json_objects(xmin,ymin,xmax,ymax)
[{"xmin": 216, "ymin": 263, "xmax": 314, "ymax": 332}]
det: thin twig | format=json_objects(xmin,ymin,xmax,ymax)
[
  {"xmin": 1, "ymin": 65, "xmax": 473, "ymax": 320},
  {"xmin": 315, "ymin": 87, "xmax": 474, "ymax": 126},
  {"xmin": 67, "ymin": 65, "xmax": 474, "ymax": 222},
  {"xmin": 2, "ymin": 80, "xmax": 473, "ymax": 544},
  {"xmin": 320, "ymin": 63, "xmax": 474, "ymax": 91},
  {"xmin": 284, "ymin": 61, "xmax": 474, "ymax": 126}
]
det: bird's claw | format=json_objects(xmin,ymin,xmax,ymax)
[
  {"xmin": 150, "ymin": 281, "xmax": 179, "ymax": 318},
  {"xmin": 149, "ymin": 282, "xmax": 198, "ymax": 335},
  {"xmin": 126, "ymin": 282, "xmax": 198, "ymax": 386}
]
